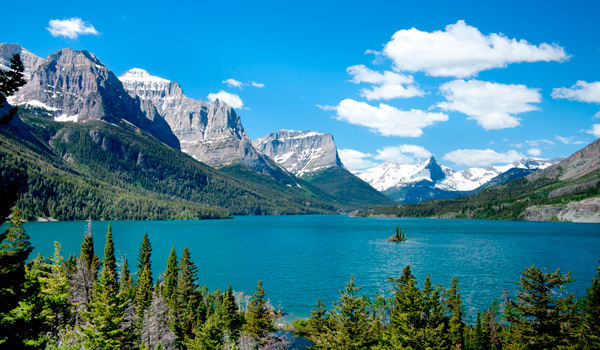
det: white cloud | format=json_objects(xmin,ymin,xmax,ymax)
[
  {"xmin": 338, "ymin": 149, "xmax": 378, "ymax": 171},
  {"xmin": 437, "ymin": 79, "xmax": 541, "ymax": 130},
  {"xmin": 47, "ymin": 18, "xmax": 99, "ymax": 39},
  {"xmin": 381, "ymin": 20, "xmax": 568, "ymax": 78},
  {"xmin": 251, "ymin": 81, "xmax": 265, "ymax": 88},
  {"xmin": 346, "ymin": 64, "xmax": 423, "ymax": 100},
  {"xmin": 552, "ymin": 81, "xmax": 600, "ymax": 103},
  {"xmin": 443, "ymin": 148, "xmax": 525, "ymax": 167},
  {"xmin": 223, "ymin": 78, "xmax": 244, "ymax": 88},
  {"xmin": 586, "ymin": 124, "xmax": 600, "ymax": 138},
  {"xmin": 329, "ymin": 99, "xmax": 448, "ymax": 137},
  {"xmin": 207, "ymin": 90, "xmax": 244, "ymax": 109},
  {"xmin": 374, "ymin": 144, "xmax": 432, "ymax": 163},
  {"xmin": 527, "ymin": 148, "xmax": 542, "ymax": 156},
  {"xmin": 555, "ymin": 135, "xmax": 587, "ymax": 145},
  {"xmin": 594, "ymin": 112, "xmax": 600, "ymax": 119}
]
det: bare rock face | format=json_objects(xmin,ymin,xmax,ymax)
[
  {"xmin": 10, "ymin": 49, "xmax": 179, "ymax": 149},
  {"xmin": 0, "ymin": 43, "xmax": 44, "ymax": 79},
  {"xmin": 119, "ymin": 68, "xmax": 273, "ymax": 171},
  {"xmin": 252, "ymin": 129, "xmax": 343, "ymax": 177},
  {"xmin": 528, "ymin": 138, "xmax": 600, "ymax": 181}
]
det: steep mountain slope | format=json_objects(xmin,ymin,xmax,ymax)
[
  {"xmin": 356, "ymin": 157, "xmax": 559, "ymax": 203},
  {"xmin": 119, "ymin": 68, "xmax": 277, "ymax": 174},
  {"xmin": 359, "ymin": 139, "xmax": 600, "ymax": 222},
  {"xmin": 8, "ymin": 49, "xmax": 179, "ymax": 149},
  {"xmin": 0, "ymin": 43, "xmax": 44, "ymax": 79},
  {"xmin": 253, "ymin": 129, "xmax": 396, "ymax": 208},
  {"xmin": 0, "ymin": 109, "xmax": 343, "ymax": 220}
]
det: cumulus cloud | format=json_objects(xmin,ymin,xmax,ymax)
[
  {"xmin": 223, "ymin": 78, "xmax": 244, "ymax": 88},
  {"xmin": 381, "ymin": 20, "xmax": 568, "ymax": 78},
  {"xmin": 586, "ymin": 124, "xmax": 600, "ymax": 138},
  {"xmin": 47, "ymin": 18, "xmax": 99, "ymax": 39},
  {"xmin": 338, "ymin": 149, "xmax": 378, "ymax": 171},
  {"xmin": 374, "ymin": 144, "xmax": 432, "ymax": 163},
  {"xmin": 346, "ymin": 64, "xmax": 424, "ymax": 100},
  {"xmin": 222, "ymin": 79, "xmax": 265, "ymax": 89},
  {"xmin": 552, "ymin": 81, "xmax": 600, "ymax": 103},
  {"xmin": 527, "ymin": 148, "xmax": 542, "ymax": 156},
  {"xmin": 207, "ymin": 90, "xmax": 244, "ymax": 109},
  {"xmin": 443, "ymin": 148, "xmax": 525, "ymax": 167},
  {"xmin": 325, "ymin": 99, "xmax": 448, "ymax": 137},
  {"xmin": 437, "ymin": 79, "xmax": 541, "ymax": 130}
]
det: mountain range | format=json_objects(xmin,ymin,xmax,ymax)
[
  {"xmin": 355, "ymin": 156, "xmax": 561, "ymax": 203},
  {"xmin": 0, "ymin": 43, "xmax": 393, "ymax": 220}
]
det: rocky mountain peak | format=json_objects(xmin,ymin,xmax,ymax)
[
  {"xmin": 9, "ymin": 46, "xmax": 179, "ymax": 149},
  {"xmin": 252, "ymin": 129, "xmax": 343, "ymax": 177}
]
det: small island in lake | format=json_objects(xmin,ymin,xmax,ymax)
[{"xmin": 389, "ymin": 226, "xmax": 406, "ymax": 242}]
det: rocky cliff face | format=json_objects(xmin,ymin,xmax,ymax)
[
  {"xmin": 9, "ymin": 48, "xmax": 179, "ymax": 149},
  {"xmin": 528, "ymin": 138, "xmax": 600, "ymax": 181},
  {"xmin": 252, "ymin": 129, "xmax": 343, "ymax": 177},
  {"xmin": 119, "ymin": 68, "xmax": 274, "ymax": 171},
  {"xmin": 0, "ymin": 43, "xmax": 44, "ymax": 79}
]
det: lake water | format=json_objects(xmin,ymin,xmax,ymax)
[{"xmin": 21, "ymin": 215, "xmax": 600, "ymax": 323}]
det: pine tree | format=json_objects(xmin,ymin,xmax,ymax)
[
  {"xmin": 81, "ymin": 223, "xmax": 130, "ymax": 349},
  {"xmin": 174, "ymin": 246, "xmax": 200, "ymax": 342},
  {"xmin": 119, "ymin": 257, "xmax": 134, "ymax": 303},
  {"xmin": 221, "ymin": 285, "xmax": 242, "ymax": 339},
  {"xmin": 313, "ymin": 275, "xmax": 378, "ymax": 350},
  {"xmin": 506, "ymin": 265, "xmax": 576, "ymax": 349},
  {"xmin": 39, "ymin": 242, "xmax": 72, "ymax": 335},
  {"xmin": 307, "ymin": 298, "xmax": 329, "ymax": 336},
  {"xmin": 0, "ymin": 53, "xmax": 27, "ymax": 124},
  {"xmin": 581, "ymin": 262, "xmax": 600, "ymax": 348},
  {"xmin": 243, "ymin": 280, "xmax": 274, "ymax": 339},
  {"xmin": 446, "ymin": 276, "xmax": 464, "ymax": 348},
  {"xmin": 135, "ymin": 233, "xmax": 154, "ymax": 316},
  {"xmin": 163, "ymin": 246, "xmax": 178, "ymax": 303}
]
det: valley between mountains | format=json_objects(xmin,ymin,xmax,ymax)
[{"xmin": 1, "ymin": 43, "xmax": 598, "ymax": 222}]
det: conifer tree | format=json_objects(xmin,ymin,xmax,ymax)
[
  {"xmin": 0, "ymin": 53, "xmax": 27, "ymax": 124},
  {"xmin": 81, "ymin": 223, "xmax": 130, "ymax": 349},
  {"xmin": 506, "ymin": 265, "xmax": 576, "ymax": 349},
  {"xmin": 141, "ymin": 289, "xmax": 177, "ymax": 350},
  {"xmin": 135, "ymin": 233, "xmax": 154, "ymax": 316},
  {"xmin": 243, "ymin": 280, "xmax": 274, "ymax": 339},
  {"xmin": 39, "ymin": 242, "xmax": 72, "ymax": 335},
  {"xmin": 313, "ymin": 275, "xmax": 378, "ymax": 350},
  {"xmin": 446, "ymin": 276, "xmax": 464, "ymax": 348},
  {"xmin": 581, "ymin": 262, "xmax": 600, "ymax": 348},
  {"xmin": 307, "ymin": 298, "xmax": 329, "ymax": 336},
  {"xmin": 163, "ymin": 246, "xmax": 178, "ymax": 303},
  {"xmin": 119, "ymin": 257, "xmax": 134, "ymax": 302},
  {"xmin": 174, "ymin": 246, "xmax": 200, "ymax": 341},
  {"xmin": 221, "ymin": 285, "xmax": 242, "ymax": 338}
]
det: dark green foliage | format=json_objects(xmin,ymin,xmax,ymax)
[
  {"xmin": 0, "ymin": 53, "xmax": 26, "ymax": 124},
  {"xmin": 220, "ymin": 285, "xmax": 242, "ymax": 337},
  {"xmin": 135, "ymin": 234, "xmax": 154, "ymax": 317},
  {"xmin": 307, "ymin": 298, "xmax": 329, "ymax": 336},
  {"xmin": 446, "ymin": 276, "xmax": 464, "ymax": 348},
  {"xmin": 388, "ymin": 226, "xmax": 406, "ymax": 242},
  {"xmin": 243, "ymin": 280, "xmax": 274, "ymax": 338},
  {"xmin": 581, "ymin": 262, "xmax": 600, "ymax": 347},
  {"xmin": 311, "ymin": 275, "xmax": 379, "ymax": 350},
  {"xmin": 163, "ymin": 246, "xmax": 178, "ymax": 303},
  {"xmin": 505, "ymin": 265, "xmax": 576, "ymax": 349}
]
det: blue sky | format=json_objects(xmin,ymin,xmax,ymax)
[{"xmin": 2, "ymin": 0, "xmax": 599, "ymax": 170}]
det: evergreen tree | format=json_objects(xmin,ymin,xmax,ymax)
[
  {"xmin": 0, "ymin": 53, "xmax": 26, "ymax": 124},
  {"xmin": 119, "ymin": 257, "xmax": 134, "ymax": 303},
  {"xmin": 163, "ymin": 246, "xmax": 178, "ymax": 303},
  {"xmin": 446, "ymin": 276, "xmax": 464, "ymax": 348},
  {"xmin": 81, "ymin": 223, "xmax": 130, "ymax": 349},
  {"xmin": 506, "ymin": 265, "xmax": 576, "ymax": 349},
  {"xmin": 307, "ymin": 298, "xmax": 329, "ymax": 336},
  {"xmin": 581, "ymin": 262, "xmax": 600, "ymax": 348},
  {"xmin": 312, "ymin": 275, "xmax": 378, "ymax": 350},
  {"xmin": 174, "ymin": 246, "xmax": 200, "ymax": 341},
  {"xmin": 39, "ymin": 242, "xmax": 72, "ymax": 335},
  {"xmin": 243, "ymin": 280, "xmax": 274, "ymax": 339},
  {"xmin": 220, "ymin": 285, "xmax": 242, "ymax": 340},
  {"xmin": 135, "ymin": 233, "xmax": 154, "ymax": 316}
]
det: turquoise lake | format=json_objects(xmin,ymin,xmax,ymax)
[{"xmin": 21, "ymin": 215, "xmax": 600, "ymax": 322}]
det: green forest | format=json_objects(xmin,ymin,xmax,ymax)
[{"xmin": 1, "ymin": 207, "xmax": 599, "ymax": 349}]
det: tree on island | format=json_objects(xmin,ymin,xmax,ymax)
[{"xmin": 389, "ymin": 226, "xmax": 406, "ymax": 242}]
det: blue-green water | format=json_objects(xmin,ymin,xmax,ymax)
[{"xmin": 21, "ymin": 216, "xmax": 600, "ymax": 321}]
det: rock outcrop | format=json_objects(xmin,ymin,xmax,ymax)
[
  {"xmin": 0, "ymin": 43, "xmax": 44, "ymax": 79},
  {"xmin": 9, "ymin": 48, "xmax": 179, "ymax": 149},
  {"xmin": 119, "ymin": 68, "xmax": 274, "ymax": 171},
  {"xmin": 252, "ymin": 129, "xmax": 343, "ymax": 176}
]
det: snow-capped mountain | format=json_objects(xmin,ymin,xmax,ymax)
[
  {"xmin": 0, "ymin": 43, "xmax": 44, "ymax": 79},
  {"xmin": 119, "ymin": 68, "xmax": 278, "ymax": 173},
  {"xmin": 355, "ymin": 157, "xmax": 561, "ymax": 203},
  {"xmin": 253, "ymin": 129, "xmax": 343, "ymax": 176}
]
